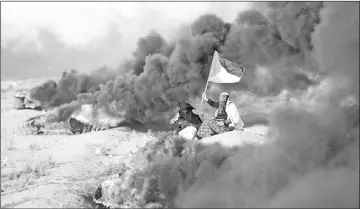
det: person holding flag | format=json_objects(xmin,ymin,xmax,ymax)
[
  {"xmin": 196, "ymin": 50, "xmax": 245, "ymax": 139},
  {"xmin": 196, "ymin": 92, "xmax": 243, "ymax": 139}
]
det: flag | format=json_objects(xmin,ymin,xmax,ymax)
[{"xmin": 207, "ymin": 51, "xmax": 245, "ymax": 83}]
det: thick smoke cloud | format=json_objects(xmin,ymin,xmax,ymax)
[
  {"xmin": 25, "ymin": 2, "xmax": 342, "ymax": 129},
  {"xmin": 131, "ymin": 32, "xmax": 174, "ymax": 75},
  {"xmin": 86, "ymin": 14, "xmax": 232, "ymax": 125},
  {"xmin": 173, "ymin": 2, "xmax": 359, "ymax": 207},
  {"xmin": 30, "ymin": 67, "xmax": 115, "ymax": 109},
  {"xmin": 221, "ymin": 2, "xmax": 324, "ymax": 95},
  {"xmin": 112, "ymin": 2, "xmax": 326, "ymax": 124},
  {"xmin": 27, "ymin": 14, "xmax": 230, "ymax": 125},
  {"xmin": 312, "ymin": 2, "xmax": 359, "ymax": 98}
]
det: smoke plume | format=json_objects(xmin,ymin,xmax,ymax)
[
  {"xmin": 131, "ymin": 31, "xmax": 174, "ymax": 75},
  {"xmin": 85, "ymin": 3, "xmax": 324, "ymax": 125},
  {"xmin": 76, "ymin": 14, "xmax": 233, "ymax": 125},
  {"xmin": 24, "ymin": 2, "xmax": 346, "ymax": 130},
  {"xmin": 30, "ymin": 67, "xmax": 116, "ymax": 109},
  {"xmin": 221, "ymin": 2, "xmax": 324, "ymax": 95},
  {"xmin": 173, "ymin": 2, "xmax": 359, "ymax": 207}
]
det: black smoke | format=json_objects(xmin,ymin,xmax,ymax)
[
  {"xmin": 221, "ymin": 2, "xmax": 324, "ymax": 95},
  {"xmin": 131, "ymin": 31, "xmax": 174, "ymax": 75},
  {"xmin": 26, "ymin": 3, "xmax": 328, "ymax": 127},
  {"xmin": 30, "ymin": 67, "xmax": 115, "ymax": 109},
  {"xmin": 173, "ymin": 2, "xmax": 359, "ymax": 207}
]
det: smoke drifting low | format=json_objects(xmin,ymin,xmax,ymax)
[
  {"xmin": 30, "ymin": 67, "xmax": 115, "ymax": 109},
  {"xmin": 173, "ymin": 2, "xmax": 359, "ymax": 207}
]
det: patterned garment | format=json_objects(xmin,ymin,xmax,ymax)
[
  {"xmin": 207, "ymin": 97, "xmax": 243, "ymax": 128},
  {"xmin": 196, "ymin": 119, "xmax": 234, "ymax": 139}
]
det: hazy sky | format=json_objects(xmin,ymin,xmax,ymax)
[
  {"xmin": 1, "ymin": 2, "xmax": 251, "ymax": 46},
  {"xmin": 1, "ymin": 2, "xmax": 251, "ymax": 79}
]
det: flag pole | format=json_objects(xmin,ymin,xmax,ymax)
[
  {"xmin": 200, "ymin": 79, "xmax": 209, "ymax": 107},
  {"xmin": 200, "ymin": 50, "xmax": 217, "ymax": 108}
]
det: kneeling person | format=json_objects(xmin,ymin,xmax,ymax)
[
  {"xmin": 170, "ymin": 102, "xmax": 202, "ymax": 140},
  {"xmin": 196, "ymin": 92, "xmax": 242, "ymax": 139}
]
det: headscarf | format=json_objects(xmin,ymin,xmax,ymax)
[
  {"xmin": 215, "ymin": 92, "xmax": 230, "ymax": 121},
  {"xmin": 219, "ymin": 92, "xmax": 229, "ymax": 102}
]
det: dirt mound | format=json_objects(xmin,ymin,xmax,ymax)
[{"xmin": 199, "ymin": 129, "xmax": 267, "ymax": 147}]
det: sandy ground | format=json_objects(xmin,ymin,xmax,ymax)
[{"xmin": 1, "ymin": 80, "xmax": 269, "ymax": 208}]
